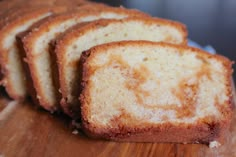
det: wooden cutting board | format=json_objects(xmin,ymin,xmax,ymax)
[{"xmin": 0, "ymin": 85, "xmax": 235, "ymax": 157}]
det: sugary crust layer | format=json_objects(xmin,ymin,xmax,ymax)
[
  {"xmin": 55, "ymin": 17, "xmax": 187, "ymax": 118},
  {"xmin": 80, "ymin": 41, "xmax": 233, "ymax": 143},
  {"xmin": 0, "ymin": 7, "xmax": 67, "ymax": 100},
  {"xmin": 22, "ymin": 6, "xmax": 149, "ymax": 112},
  {"xmin": 0, "ymin": 0, "xmax": 93, "ymax": 15},
  {"xmin": 0, "ymin": 7, "xmax": 44, "ymax": 28}
]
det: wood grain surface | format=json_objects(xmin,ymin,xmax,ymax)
[{"xmin": 0, "ymin": 86, "xmax": 235, "ymax": 157}]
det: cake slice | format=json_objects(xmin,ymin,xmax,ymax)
[
  {"xmin": 21, "ymin": 7, "xmax": 148, "ymax": 112},
  {"xmin": 55, "ymin": 17, "xmax": 187, "ymax": 118},
  {"xmin": 0, "ymin": 7, "xmax": 40, "ymax": 83},
  {"xmin": 0, "ymin": 7, "xmax": 68, "ymax": 100},
  {"xmin": 80, "ymin": 41, "xmax": 233, "ymax": 144}
]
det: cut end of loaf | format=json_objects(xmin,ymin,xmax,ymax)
[{"xmin": 80, "ymin": 41, "xmax": 233, "ymax": 143}]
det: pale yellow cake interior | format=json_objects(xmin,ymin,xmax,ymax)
[
  {"xmin": 85, "ymin": 46, "xmax": 228, "ymax": 127},
  {"xmin": 2, "ymin": 12, "xmax": 52, "ymax": 98}
]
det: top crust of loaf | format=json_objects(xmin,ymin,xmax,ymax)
[
  {"xmin": 56, "ymin": 16, "xmax": 187, "ymax": 47},
  {"xmin": 80, "ymin": 41, "xmax": 233, "ymax": 143},
  {"xmin": 0, "ymin": 0, "xmax": 93, "ymax": 15}
]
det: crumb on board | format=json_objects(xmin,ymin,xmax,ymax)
[
  {"xmin": 72, "ymin": 129, "xmax": 79, "ymax": 135},
  {"xmin": 209, "ymin": 141, "xmax": 221, "ymax": 148}
]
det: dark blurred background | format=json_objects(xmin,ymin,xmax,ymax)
[{"xmin": 94, "ymin": 0, "xmax": 236, "ymax": 82}]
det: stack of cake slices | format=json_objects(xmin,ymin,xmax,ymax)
[{"xmin": 0, "ymin": 0, "xmax": 233, "ymax": 146}]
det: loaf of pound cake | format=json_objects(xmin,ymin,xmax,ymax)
[
  {"xmin": 80, "ymin": 41, "xmax": 233, "ymax": 145},
  {"xmin": 55, "ymin": 17, "xmax": 187, "ymax": 118}
]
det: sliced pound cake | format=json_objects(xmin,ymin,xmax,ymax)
[
  {"xmin": 0, "ymin": 7, "xmax": 41, "ymax": 83},
  {"xmin": 55, "ymin": 17, "xmax": 187, "ymax": 118},
  {"xmin": 22, "ymin": 7, "xmax": 148, "ymax": 112},
  {"xmin": 80, "ymin": 41, "xmax": 233, "ymax": 144},
  {"xmin": 0, "ymin": 7, "xmax": 67, "ymax": 100}
]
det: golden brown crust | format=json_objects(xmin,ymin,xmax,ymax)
[
  {"xmin": 0, "ymin": 7, "xmax": 37, "ymax": 28},
  {"xmin": 55, "ymin": 16, "xmax": 187, "ymax": 118},
  {"xmin": 0, "ymin": 0, "xmax": 100, "ymax": 25},
  {"xmin": 0, "ymin": 0, "xmax": 24, "ymax": 15},
  {"xmin": 16, "ymin": 34, "xmax": 41, "ymax": 106},
  {"xmin": 82, "ymin": 119, "xmax": 229, "ymax": 144},
  {"xmin": 0, "ymin": 0, "xmax": 94, "ymax": 15},
  {"xmin": 80, "ymin": 41, "xmax": 233, "ymax": 143},
  {"xmin": 0, "ymin": 7, "xmax": 67, "ymax": 100}
]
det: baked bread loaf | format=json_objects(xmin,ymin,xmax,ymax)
[
  {"xmin": 55, "ymin": 17, "xmax": 187, "ymax": 118},
  {"xmin": 0, "ymin": 7, "xmax": 67, "ymax": 100},
  {"xmin": 21, "ymin": 7, "xmax": 148, "ymax": 112},
  {"xmin": 80, "ymin": 41, "xmax": 233, "ymax": 144}
]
